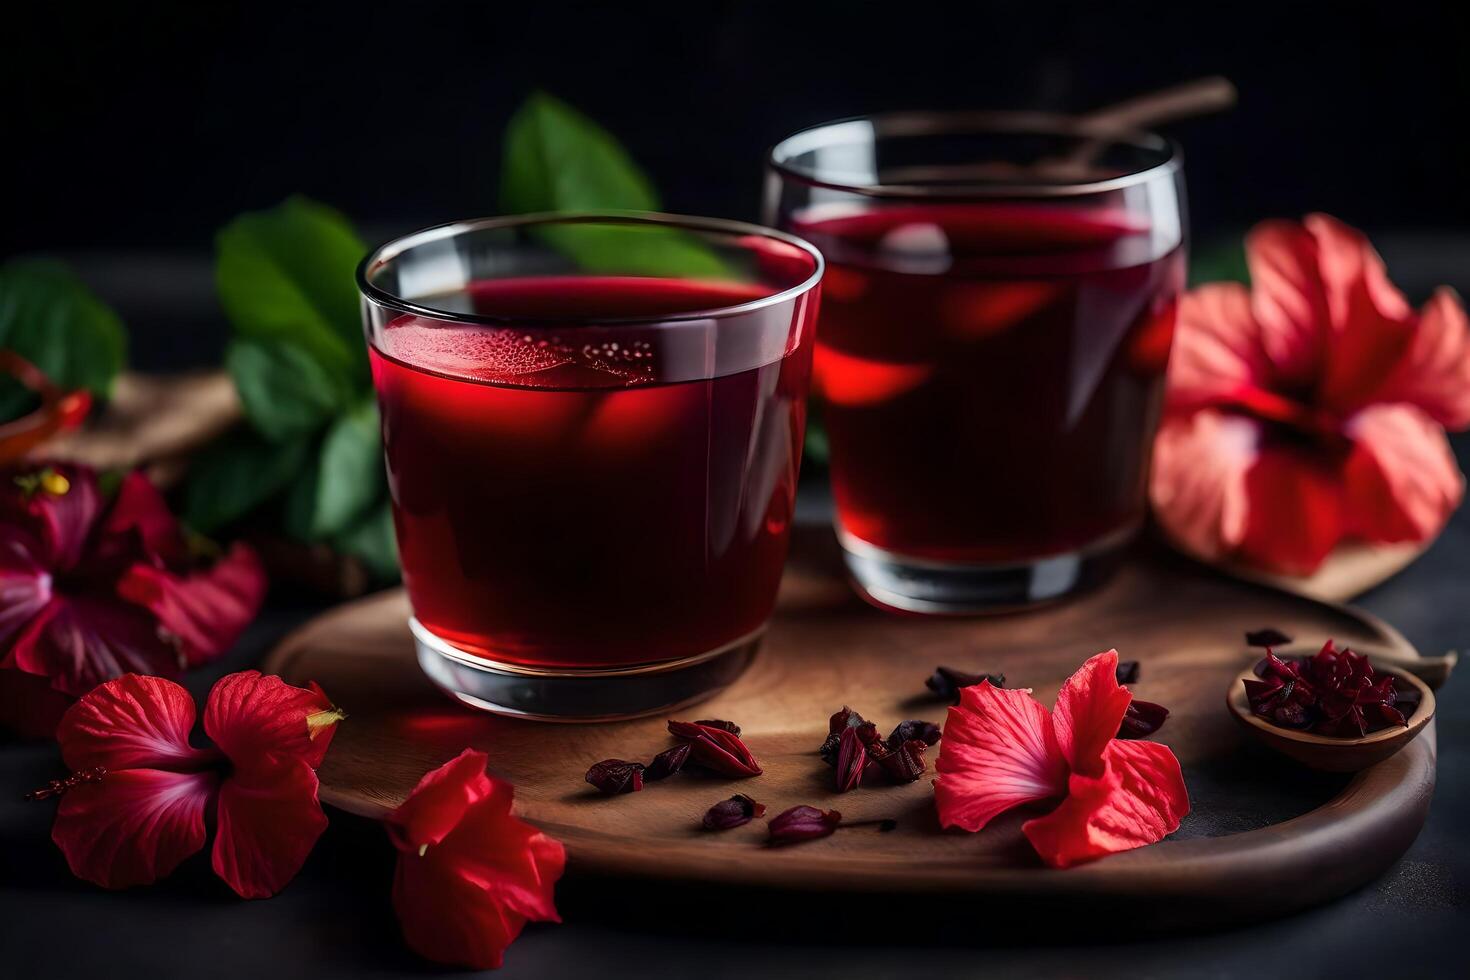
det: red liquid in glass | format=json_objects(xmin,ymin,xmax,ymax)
[
  {"xmin": 790, "ymin": 203, "xmax": 1183, "ymax": 563},
  {"xmin": 369, "ymin": 277, "xmax": 813, "ymax": 669}
]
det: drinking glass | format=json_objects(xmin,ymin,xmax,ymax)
[
  {"xmin": 766, "ymin": 113, "xmax": 1186, "ymax": 612},
  {"xmin": 358, "ymin": 213, "xmax": 823, "ymax": 718}
]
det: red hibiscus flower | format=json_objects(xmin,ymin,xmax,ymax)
[
  {"xmin": 47, "ymin": 670, "xmax": 342, "ymax": 897},
  {"xmin": 0, "ymin": 462, "xmax": 267, "ymax": 736},
  {"xmin": 1151, "ymin": 214, "xmax": 1470, "ymax": 574},
  {"xmin": 934, "ymin": 650, "xmax": 1189, "ymax": 868},
  {"xmin": 387, "ymin": 749, "xmax": 565, "ymax": 970}
]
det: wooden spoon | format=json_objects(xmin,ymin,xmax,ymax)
[{"xmin": 1225, "ymin": 659, "xmax": 1435, "ymax": 772}]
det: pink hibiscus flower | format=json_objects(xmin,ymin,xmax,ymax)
[
  {"xmin": 1151, "ymin": 214, "xmax": 1470, "ymax": 574},
  {"xmin": 0, "ymin": 462, "xmax": 267, "ymax": 735},
  {"xmin": 934, "ymin": 650, "xmax": 1189, "ymax": 868}
]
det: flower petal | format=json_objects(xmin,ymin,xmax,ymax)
[
  {"xmin": 0, "ymin": 665, "xmax": 75, "ymax": 738},
  {"xmin": 1150, "ymin": 411, "xmax": 1259, "ymax": 560},
  {"xmin": 0, "ymin": 524, "xmax": 52, "ymax": 648},
  {"xmin": 1343, "ymin": 404, "xmax": 1464, "ymax": 544},
  {"xmin": 934, "ymin": 682, "xmax": 1067, "ymax": 833},
  {"xmin": 392, "ymin": 769, "xmax": 564, "ymax": 970},
  {"xmin": 54, "ymin": 673, "xmax": 213, "ymax": 771},
  {"xmin": 1370, "ymin": 287, "xmax": 1470, "ymax": 429},
  {"xmin": 1245, "ymin": 219, "xmax": 1328, "ymax": 386},
  {"xmin": 212, "ymin": 761, "xmax": 328, "ymax": 899},
  {"xmin": 0, "ymin": 462, "xmax": 103, "ymax": 571},
  {"xmin": 1236, "ymin": 445, "xmax": 1348, "ymax": 575},
  {"xmin": 203, "ymin": 670, "xmax": 338, "ymax": 774},
  {"xmin": 7, "ymin": 594, "xmax": 182, "ymax": 698},
  {"xmin": 52, "ymin": 768, "xmax": 215, "ymax": 888},
  {"xmin": 115, "ymin": 543, "xmax": 267, "ymax": 668},
  {"xmin": 1150, "ymin": 410, "xmax": 1259, "ymax": 560},
  {"xmin": 1021, "ymin": 739, "xmax": 1189, "ymax": 869},
  {"xmin": 94, "ymin": 471, "xmax": 188, "ymax": 567},
  {"xmin": 1307, "ymin": 213, "xmax": 1412, "ymax": 332},
  {"xmin": 1051, "ymin": 650, "xmax": 1133, "ymax": 775},
  {"xmin": 1165, "ymin": 283, "xmax": 1269, "ymax": 409},
  {"xmin": 388, "ymin": 748, "xmax": 495, "ymax": 850},
  {"xmin": 1306, "ymin": 214, "xmax": 1416, "ymax": 413}
]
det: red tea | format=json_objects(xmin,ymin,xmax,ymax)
[
  {"xmin": 369, "ymin": 276, "xmax": 814, "ymax": 669},
  {"xmin": 790, "ymin": 203, "xmax": 1184, "ymax": 564}
]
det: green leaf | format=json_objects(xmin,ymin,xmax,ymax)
[
  {"xmin": 0, "ymin": 258, "xmax": 126, "ymax": 419},
  {"xmin": 333, "ymin": 501, "xmax": 399, "ymax": 581},
  {"xmin": 215, "ymin": 196, "xmax": 368, "ymax": 388},
  {"xmin": 185, "ymin": 431, "xmax": 311, "ymax": 534},
  {"xmin": 802, "ymin": 414, "xmax": 830, "ymax": 468},
  {"xmin": 500, "ymin": 91, "xmax": 660, "ymax": 214},
  {"xmin": 1189, "ymin": 237, "xmax": 1250, "ymax": 287},
  {"xmin": 227, "ymin": 338, "xmax": 349, "ymax": 441},
  {"xmin": 499, "ymin": 92, "xmax": 734, "ymax": 279},
  {"xmin": 285, "ymin": 399, "xmax": 385, "ymax": 541}
]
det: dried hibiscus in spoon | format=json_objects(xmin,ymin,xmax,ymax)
[{"xmin": 1245, "ymin": 639, "xmax": 1412, "ymax": 737}]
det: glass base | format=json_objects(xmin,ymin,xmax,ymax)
[
  {"xmin": 838, "ymin": 525, "xmax": 1136, "ymax": 614},
  {"xmin": 410, "ymin": 618, "xmax": 761, "ymax": 722}
]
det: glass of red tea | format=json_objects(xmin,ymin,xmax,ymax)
[
  {"xmin": 766, "ymin": 113, "xmax": 1186, "ymax": 613},
  {"xmin": 357, "ymin": 213, "xmax": 823, "ymax": 718}
]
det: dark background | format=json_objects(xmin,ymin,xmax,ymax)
[
  {"xmin": 7, "ymin": 0, "xmax": 1469, "ymax": 260},
  {"xmin": 5, "ymin": 3, "xmax": 1468, "ymax": 977}
]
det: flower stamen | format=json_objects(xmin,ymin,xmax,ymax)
[
  {"xmin": 13, "ymin": 467, "xmax": 70, "ymax": 499},
  {"xmin": 23, "ymin": 766, "xmax": 105, "ymax": 801}
]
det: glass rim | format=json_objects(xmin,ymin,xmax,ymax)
[
  {"xmin": 356, "ymin": 210, "xmax": 825, "ymax": 328},
  {"xmin": 767, "ymin": 110, "xmax": 1183, "ymax": 199}
]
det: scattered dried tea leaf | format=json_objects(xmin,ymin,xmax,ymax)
[
  {"xmin": 926, "ymin": 666, "xmax": 1005, "ymax": 703},
  {"xmin": 1114, "ymin": 660, "xmax": 1141, "ymax": 685},
  {"xmin": 819, "ymin": 706, "xmax": 868, "ymax": 765},
  {"xmin": 668, "ymin": 719, "xmax": 762, "ymax": 777},
  {"xmin": 585, "ymin": 759, "xmax": 644, "ymax": 795},
  {"xmin": 702, "ymin": 794, "xmax": 766, "ymax": 831},
  {"xmin": 768, "ymin": 805, "xmax": 842, "ymax": 845},
  {"xmin": 835, "ymin": 727, "xmax": 866, "ymax": 793},
  {"xmin": 1117, "ymin": 699, "xmax": 1170, "ymax": 739},
  {"xmin": 645, "ymin": 743, "xmax": 691, "ymax": 781},
  {"xmin": 877, "ymin": 739, "xmax": 927, "ymax": 783},
  {"xmin": 886, "ymin": 720, "xmax": 941, "ymax": 749}
]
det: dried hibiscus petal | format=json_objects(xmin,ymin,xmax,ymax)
[
  {"xmin": 768, "ymin": 805, "xmax": 842, "ymax": 845},
  {"xmin": 1246, "ymin": 628, "xmax": 1293, "ymax": 648},
  {"xmin": 1117, "ymin": 700, "xmax": 1170, "ymax": 739},
  {"xmin": 1244, "ymin": 639, "xmax": 1410, "ymax": 737},
  {"xmin": 819, "ymin": 706, "xmax": 868, "ymax": 764},
  {"xmin": 834, "ymin": 727, "xmax": 866, "ymax": 793},
  {"xmin": 877, "ymin": 739, "xmax": 927, "ymax": 783},
  {"xmin": 702, "ymin": 794, "xmax": 766, "ymax": 830},
  {"xmin": 693, "ymin": 719, "xmax": 741, "ymax": 737},
  {"xmin": 887, "ymin": 719, "xmax": 941, "ymax": 749},
  {"xmin": 668, "ymin": 720, "xmax": 761, "ymax": 777},
  {"xmin": 926, "ymin": 666, "xmax": 1005, "ymax": 704},
  {"xmin": 645, "ymin": 743, "xmax": 691, "ymax": 781},
  {"xmin": 585, "ymin": 760, "xmax": 644, "ymax": 795},
  {"xmin": 1114, "ymin": 661, "xmax": 1141, "ymax": 685}
]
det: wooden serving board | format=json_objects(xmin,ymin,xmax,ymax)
[{"xmin": 264, "ymin": 530, "xmax": 1437, "ymax": 927}]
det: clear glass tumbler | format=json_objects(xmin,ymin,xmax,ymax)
[
  {"xmin": 766, "ymin": 113, "xmax": 1186, "ymax": 612},
  {"xmin": 357, "ymin": 212, "xmax": 823, "ymax": 718}
]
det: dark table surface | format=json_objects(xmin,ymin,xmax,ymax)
[{"xmin": 2, "ymin": 252, "xmax": 1467, "ymax": 978}]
